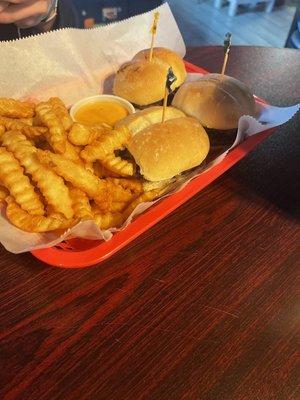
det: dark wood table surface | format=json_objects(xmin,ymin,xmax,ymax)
[{"xmin": 0, "ymin": 46, "xmax": 299, "ymax": 400}]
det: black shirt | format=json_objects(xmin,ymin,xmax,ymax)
[{"xmin": 0, "ymin": 0, "xmax": 80, "ymax": 42}]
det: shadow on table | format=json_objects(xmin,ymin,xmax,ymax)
[{"xmin": 231, "ymin": 113, "xmax": 300, "ymax": 221}]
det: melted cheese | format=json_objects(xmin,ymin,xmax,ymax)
[{"xmin": 74, "ymin": 101, "xmax": 129, "ymax": 127}]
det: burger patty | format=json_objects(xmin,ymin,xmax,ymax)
[
  {"xmin": 133, "ymin": 88, "xmax": 178, "ymax": 110},
  {"xmin": 206, "ymin": 128, "xmax": 237, "ymax": 148}
]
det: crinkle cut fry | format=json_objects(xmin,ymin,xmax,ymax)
[
  {"xmin": 68, "ymin": 123, "xmax": 111, "ymax": 146},
  {"xmin": 93, "ymin": 186, "xmax": 135, "ymax": 215},
  {"xmin": 6, "ymin": 196, "xmax": 74, "ymax": 233},
  {"xmin": 0, "ymin": 116, "xmax": 34, "ymax": 129},
  {"xmin": 93, "ymin": 211, "xmax": 125, "ymax": 230},
  {"xmin": 37, "ymin": 150, "xmax": 107, "ymax": 199},
  {"xmin": 68, "ymin": 123, "xmax": 93, "ymax": 146},
  {"xmin": 38, "ymin": 150, "xmax": 135, "ymax": 208},
  {"xmin": 92, "ymin": 200, "xmax": 129, "ymax": 213},
  {"xmin": 100, "ymin": 153, "xmax": 135, "ymax": 177},
  {"xmin": 1, "ymin": 131, "xmax": 74, "ymax": 219},
  {"xmin": 20, "ymin": 125, "xmax": 48, "ymax": 139},
  {"xmin": 0, "ymin": 147, "xmax": 45, "ymax": 215},
  {"xmin": 0, "ymin": 98, "xmax": 35, "ymax": 119},
  {"xmin": 34, "ymin": 101, "xmax": 81, "ymax": 163},
  {"xmin": 106, "ymin": 177, "xmax": 143, "ymax": 194},
  {"xmin": 0, "ymin": 116, "xmax": 48, "ymax": 139},
  {"xmin": 0, "ymin": 185, "xmax": 9, "ymax": 202},
  {"xmin": 84, "ymin": 161, "xmax": 94, "ymax": 174},
  {"xmin": 93, "ymin": 161, "xmax": 120, "ymax": 178},
  {"xmin": 81, "ymin": 126, "xmax": 131, "ymax": 162},
  {"xmin": 35, "ymin": 102, "xmax": 66, "ymax": 154},
  {"xmin": 64, "ymin": 140, "xmax": 83, "ymax": 164},
  {"xmin": 89, "ymin": 123, "xmax": 112, "ymax": 138},
  {"xmin": 123, "ymin": 189, "xmax": 163, "ymax": 220},
  {"xmin": 94, "ymin": 179, "xmax": 134, "ymax": 204},
  {"xmin": 68, "ymin": 184, "xmax": 93, "ymax": 220},
  {"xmin": 48, "ymin": 97, "xmax": 73, "ymax": 131},
  {"xmin": 20, "ymin": 118, "xmax": 34, "ymax": 126}
]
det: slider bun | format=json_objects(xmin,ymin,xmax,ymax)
[
  {"xmin": 172, "ymin": 73, "xmax": 256, "ymax": 130},
  {"xmin": 113, "ymin": 60, "xmax": 168, "ymax": 106},
  {"xmin": 133, "ymin": 47, "xmax": 187, "ymax": 88},
  {"xmin": 115, "ymin": 106, "xmax": 185, "ymax": 135},
  {"xmin": 128, "ymin": 117, "xmax": 210, "ymax": 181},
  {"xmin": 113, "ymin": 48, "xmax": 187, "ymax": 106}
]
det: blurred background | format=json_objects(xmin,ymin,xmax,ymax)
[{"xmin": 73, "ymin": 0, "xmax": 300, "ymax": 48}]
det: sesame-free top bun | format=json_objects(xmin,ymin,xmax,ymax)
[
  {"xmin": 172, "ymin": 73, "xmax": 256, "ymax": 130},
  {"xmin": 113, "ymin": 47, "xmax": 187, "ymax": 107},
  {"xmin": 127, "ymin": 117, "xmax": 210, "ymax": 182},
  {"xmin": 115, "ymin": 106, "xmax": 185, "ymax": 135},
  {"xmin": 133, "ymin": 47, "xmax": 187, "ymax": 88},
  {"xmin": 113, "ymin": 60, "xmax": 167, "ymax": 106}
]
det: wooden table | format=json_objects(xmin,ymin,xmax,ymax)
[{"xmin": 0, "ymin": 46, "xmax": 299, "ymax": 400}]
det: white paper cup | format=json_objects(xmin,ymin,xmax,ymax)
[{"xmin": 70, "ymin": 94, "xmax": 135, "ymax": 122}]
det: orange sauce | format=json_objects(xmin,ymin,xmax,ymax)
[{"xmin": 74, "ymin": 101, "xmax": 129, "ymax": 127}]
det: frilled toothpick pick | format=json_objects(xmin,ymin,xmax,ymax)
[
  {"xmin": 221, "ymin": 32, "xmax": 232, "ymax": 75},
  {"xmin": 149, "ymin": 12, "xmax": 160, "ymax": 62},
  {"xmin": 162, "ymin": 67, "xmax": 177, "ymax": 123}
]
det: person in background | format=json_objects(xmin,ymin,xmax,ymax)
[{"xmin": 0, "ymin": 0, "xmax": 79, "ymax": 41}]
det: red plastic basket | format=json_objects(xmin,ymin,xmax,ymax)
[{"xmin": 31, "ymin": 61, "xmax": 274, "ymax": 268}]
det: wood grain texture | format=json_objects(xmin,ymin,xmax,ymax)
[{"xmin": 0, "ymin": 47, "xmax": 300, "ymax": 400}]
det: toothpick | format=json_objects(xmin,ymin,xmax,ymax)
[
  {"xmin": 149, "ymin": 12, "xmax": 160, "ymax": 62},
  {"xmin": 162, "ymin": 87, "xmax": 169, "ymax": 123},
  {"xmin": 221, "ymin": 32, "xmax": 232, "ymax": 76},
  {"xmin": 221, "ymin": 53, "xmax": 229, "ymax": 75}
]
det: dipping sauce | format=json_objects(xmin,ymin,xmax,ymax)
[{"xmin": 74, "ymin": 101, "xmax": 129, "ymax": 127}]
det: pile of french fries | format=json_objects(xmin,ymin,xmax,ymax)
[{"xmin": 0, "ymin": 97, "xmax": 161, "ymax": 233}]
